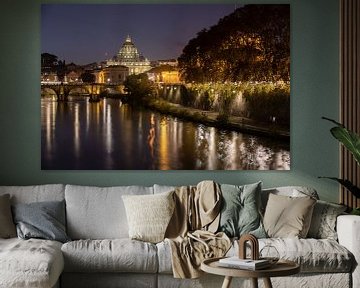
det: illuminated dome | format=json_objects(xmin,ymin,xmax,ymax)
[
  {"xmin": 106, "ymin": 35, "xmax": 151, "ymax": 75},
  {"xmin": 117, "ymin": 35, "xmax": 143, "ymax": 62}
]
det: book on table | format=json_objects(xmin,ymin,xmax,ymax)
[{"xmin": 218, "ymin": 257, "xmax": 271, "ymax": 270}]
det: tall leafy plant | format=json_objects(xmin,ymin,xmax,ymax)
[{"xmin": 320, "ymin": 117, "xmax": 360, "ymax": 199}]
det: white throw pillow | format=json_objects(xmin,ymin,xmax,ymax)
[{"xmin": 122, "ymin": 191, "xmax": 175, "ymax": 243}]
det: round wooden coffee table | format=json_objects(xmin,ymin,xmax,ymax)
[{"xmin": 201, "ymin": 257, "xmax": 300, "ymax": 288}]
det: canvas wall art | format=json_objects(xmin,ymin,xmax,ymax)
[{"xmin": 41, "ymin": 4, "xmax": 290, "ymax": 170}]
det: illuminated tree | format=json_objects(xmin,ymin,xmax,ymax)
[
  {"xmin": 124, "ymin": 73, "xmax": 155, "ymax": 104},
  {"xmin": 178, "ymin": 5, "xmax": 290, "ymax": 83},
  {"xmin": 80, "ymin": 72, "xmax": 95, "ymax": 83}
]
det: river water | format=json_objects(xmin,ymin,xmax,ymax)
[{"xmin": 41, "ymin": 97, "xmax": 290, "ymax": 170}]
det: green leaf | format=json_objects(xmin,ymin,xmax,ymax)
[
  {"xmin": 319, "ymin": 177, "xmax": 360, "ymax": 199},
  {"xmin": 330, "ymin": 127, "xmax": 360, "ymax": 165},
  {"xmin": 322, "ymin": 117, "xmax": 360, "ymax": 165}
]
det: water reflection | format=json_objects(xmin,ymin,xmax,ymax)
[{"xmin": 41, "ymin": 98, "xmax": 290, "ymax": 170}]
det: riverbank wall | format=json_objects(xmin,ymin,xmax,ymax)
[{"xmin": 146, "ymin": 98, "xmax": 289, "ymax": 140}]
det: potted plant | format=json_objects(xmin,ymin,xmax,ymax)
[{"xmin": 321, "ymin": 117, "xmax": 360, "ymax": 215}]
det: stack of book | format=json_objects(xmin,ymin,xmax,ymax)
[{"xmin": 218, "ymin": 257, "xmax": 271, "ymax": 270}]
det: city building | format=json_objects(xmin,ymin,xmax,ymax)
[
  {"xmin": 147, "ymin": 65, "xmax": 181, "ymax": 84},
  {"xmin": 106, "ymin": 35, "xmax": 151, "ymax": 75},
  {"xmin": 66, "ymin": 71, "xmax": 81, "ymax": 83},
  {"xmin": 151, "ymin": 59, "xmax": 178, "ymax": 67},
  {"xmin": 93, "ymin": 65, "xmax": 129, "ymax": 84}
]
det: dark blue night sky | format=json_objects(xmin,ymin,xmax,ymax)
[{"xmin": 41, "ymin": 4, "xmax": 236, "ymax": 65}]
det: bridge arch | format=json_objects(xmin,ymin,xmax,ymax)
[
  {"xmin": 40, "ymin": 83, "xmax": 125, "ymax": 102},
  {"xmin": 41, "ymin": 87, "xmax": 58, "ymax": 99}
]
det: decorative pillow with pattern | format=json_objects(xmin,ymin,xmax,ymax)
[{"xmin": 307, "ymin": 200, "xmax": 347, "ymax": 240}]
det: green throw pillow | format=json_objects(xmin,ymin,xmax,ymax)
[{"xmin": 218, "ymin": 182, "xmax": 266, "ymax": 238}]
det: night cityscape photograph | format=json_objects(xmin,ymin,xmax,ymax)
[{"xmin": 41, "ymin": 4, "xmax": 290, "ymax": 170}]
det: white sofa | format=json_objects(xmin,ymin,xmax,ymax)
[{"xmin": 0, "ymin": 184, "xmax": 358, "ymax": 288}]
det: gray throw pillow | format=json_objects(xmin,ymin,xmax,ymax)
[
  {"xmin": 307, "ymin": 200, "xmax": 347, "ymax": 240},
  {"xmin": 0, "ymin": 194, "xmax": 16, "ymax": 238},
  {"xmin": 12, "ymin": 200, "xmax": 70, "ymax": 243},
  {"xmin": 218, "ymin": 182, "xmax": 266, "ymax": 238}
]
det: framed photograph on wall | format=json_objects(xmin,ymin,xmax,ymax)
[{"xmin": 41, "ymin": 4, "xmax": 290, "ymax": 170}]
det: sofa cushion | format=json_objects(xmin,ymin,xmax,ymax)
[
  {"xmin": 158, "ymin": 237, "xmax": 353, "ymax": 274},
  {"xmin": 260, "ymin": 238, "xmax": 353, "ymax": 273},
  {"xmin": 307, "ymin": 200, "xmax": 347, "ymax": 240},
  {"xmin": 218, "ymin": 182, "xmax": 266, "ymax": 238},
  {"xmin": 153, "ymin": 184, "xmax": 176, "ymax": 194},
  {"xmin": 263, "ymin": 194, "xmax": 316, "ymax": 238},
  {"xmin": 122, "ymin": 191, "xmax": 175, "ymax": 243},
  {"xmin": 232, "ymin": 238, "xmax": 353, "ymax": 273},
  {"xmin": 0, "ymin": 238, "xmax": 64, "ymax": 288},
  {"xmin": 0, "ymin": 194, "xmax": 16, "ymax": 238},
  {"xmin": 65, "ymin": 185, "xmax": 153, "ymax": 239},
  {"xmin": 12, "ymin": 200, "xmax": 70, "ymax": 243},
  {"xmin": 0, "ymin": 184, "xmax": 65, "ymax": 204},
  {"xmin": 61, "ymin": 239, "xmax": 158, "ymax": 273}
]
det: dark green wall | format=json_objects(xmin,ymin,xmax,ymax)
[{"xmin": 0, "ymin": 0, "xmax": 340, "ymax": 203}]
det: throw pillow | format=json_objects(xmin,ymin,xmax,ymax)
[
  {"xmin": 0, "ymin": 194, "xmax": 16, "ymax": 238},
  {"xmin": 122, "ymin": 190, "xmax": 175, "ymax": 243},
  {"xmin": 12, "ymin": 200, "xmax": 70, "ymax": 243},
  {"xmin": 263, "ymin": 193, "xmax": 316, "ymax": 238},
  {"xmin": 218, "ymin": 182, "xmax": 266, "ymax": 238},
  {"xmin": 307, "ymin": 200, "xmax": 347, "ymax": 240}
]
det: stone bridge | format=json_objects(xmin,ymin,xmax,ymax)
[{"xmin": 41, "ymin": 83, "xmax": 125, "ymax": 102}]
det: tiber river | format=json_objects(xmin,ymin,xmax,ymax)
[{"xmin": 41, "ymin": 97, "xmax": 290, "ymax": 170}]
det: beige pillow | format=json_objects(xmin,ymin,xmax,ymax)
[
  {"xmin": 263, "ymin": 193, "xmax": 316, "ymax": 238},
  {"xmin": 0, "ymin": 194, "xmax": 17, "ymax": 238},
  {"xmin": 122, "ymin": 191, "xmax": 175, "ymax": 243}
]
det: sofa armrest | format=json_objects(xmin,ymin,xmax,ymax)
[{"xmin": 337, "ymin": 215, "xmax": 360, "ymax": 288}]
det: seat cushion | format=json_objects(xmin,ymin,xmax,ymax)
[
  {"xmin": 228, "ymin": 238, "xmax": 354, "ymax": 273},
  {"xmin": 62, "ymin": 239, "xmax": 158, "ymax": 273},
  {"xmin": 157, "ymin": 238, "xmax": 354, "ymax": 274},
  {"xmin": 0, "ymin": 238, "xmax": 64, "ymax": 288}
]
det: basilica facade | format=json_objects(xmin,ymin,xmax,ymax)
[{"xmin": 106, "ymin": 35, "xmax": 151, "ymax": 75}]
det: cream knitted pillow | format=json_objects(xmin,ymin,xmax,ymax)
[{"xmin": 122, "ymin": 191, "xmax": 175, "ymax": 243}]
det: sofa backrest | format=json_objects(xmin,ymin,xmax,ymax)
[
  {"xmin": 0, "ymin": 184, "xmax": 65, "ymax": 204},
  {"xmin": 65, "ymin": 184, "xmax": 153, "ymax": 240}
]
